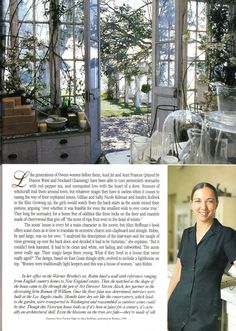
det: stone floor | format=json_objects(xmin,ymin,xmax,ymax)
[{"xmin": 100, "ymin": 114, "xmax": 152, "ymax": 154}]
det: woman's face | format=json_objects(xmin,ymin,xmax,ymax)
[{"xmin": 191, "ymin": 187, "xmax": 218, "ymax": 223}]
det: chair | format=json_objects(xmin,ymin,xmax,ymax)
[{"xmin": 189, "ymin": 102, "xmax": 203, "ymax": 114}]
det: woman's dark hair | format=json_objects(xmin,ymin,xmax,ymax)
[{"xmin": 191, "ymin": 182, "xmax": 219, "ymax": 203}]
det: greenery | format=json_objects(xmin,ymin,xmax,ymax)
[
  {"xmin": 141, "ymin": 83, "xmax": 151, "ymax": 94},
  {"xmin": 205, "ymin": 0, "xmax": 236, "ymax": 85},
  {"xmin": 1, "ymin": 0, "xmax": 152, "ymax": 110},
  {"xmin": 100, "ymin": 0, "xmax": 152, "ymax": 100},
  {"xmin": 197, "ymin": 0, "xmax": 236, "ymax": 110},
  {"xmin": 2, "ymin": 34, "xmax": 48, "ymax": 99},
  {"xmin": 1, "ymin": 0, "xmax": 84, "ymax": 108},
  {"xmin": 101, "ymin": 95, "xmax": 150, "ymax": 117}
]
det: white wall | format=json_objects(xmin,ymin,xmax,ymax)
[
  {"xmin": 168, "ymin": 165, "xmax": 236, "ymax": 262},
  {"xmin": 168, "ymin": 165, "xmax": 236, "ymax": 203}
]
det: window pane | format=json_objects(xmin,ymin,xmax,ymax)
[
  {"xmin": 18, "ymin": 23, "xmax": 33, "ymax": 37},
  {"xmin": 158, "ymin": 43, "xmax": 175, "ymax": 61},
  {"xmin": 60, "ymin": 60, "xmax": 74, "ymax": 95},
  {"xmin": 62, "ymin": 0, "xmax": 74, "ymax": 23},
  {"xmin": 35, "ymin": 24, "xmax": 49, "ymax": 58},
  {"xmin": 2, "ymin": 22, "xmax": 9, "ymax": 41},
  {"xmin": 197, "ymin": 2, "xmax": 207, "ymax": 30},
  {"xmin": 61, "ymin": 0, "xmax": 83, "ymax": 23},
  {"xmin": 156, "ymin": 42, "xmax": 175, "ymax": 87},
  {"xmin": 90, "ymin": 0, "xmax": 98, "ymax": 39},
  {"xmin": 60, "ymin": 25, "xmax": 84, "ymax": 60},
  {"xmin": 75, "ymin": 60, "xmax": 85, "ymax": 95},
  {"xmin": 157, "ymin": 62, "xmax": 167, "ymax": 86},
  {"xmin": 197, "ymin": 37, "xmax": 206, "ymax": 60},
  {"xmin": 90, "ymin": 41, "xmax": 99, "ymax": 89},
  {"xmin": 2, "ymin": 0, "xmax": 9, "ymax": 19},
  {"xmin": 156, "ymin": 60, "xmax": 175, "ymax": 87},
  {"xmin": 188, "ymin": 31, "xmax": 197, "ymax": 60},
  {"xmin": 35, "ymin": 0, "xmax": 48, "ymax": 21},
  {"xmin": 196, "ymin": 61, "xmax": 206, "ymax": 78},
  {"xmin": 74, "ymin": 0, "xmax": 84, "ymax": 23},
  {"xmin": 20, "ymin": 63, "xmax": 33, "ymax": 85},
  {"xmin": 35, "ymin": 24, "xmax": 49, "ymax": 43},
  {"xmin": 157, "ymin": 0, "xmax": 175, "ymax": 41},
  {"xmin": 60, "ymin": 24, "xmax": 73, "ymax": 59},
  {"xmin": 187, "ymin": 90, "xmax": 195, "ymax": 105},
  {"xmin": 37, "ymin": 61, "xmax": 50, "ymax": 96},
  {"xmin": 186, "ymin": 0, "xmax": 207, "ymax": 107},
  {"xmin": 75, "ymin": 25, "xmax": 84, "ymax": 59},
  {"xmin": 187, "ymin": 63, "xmax": 195, "ymax": 89},
  {"xmin": 187, "ymin": 1, "xmax": 196, "ymax": 29},
  {"xmin": 19, "ymin": 0, "xmax": 33, "ymax": 21}
]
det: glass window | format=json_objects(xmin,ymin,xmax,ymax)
[
  {"xmin": 90, "ymin": 0, "xmax": 98, "ymax": 39},
  {"xmin": 157, "ymin": 0, "xmax": 175, "ymax": 41},
  {"xmin": 35, "ymin": 0, "xmax": 48, "ymax": 22},
  {"xmin": 185, "ymin": 0, "xmax": 207, "ymax": 105},
  {"xmin": 155, "ymin": 0, "xmax": 175, "ymax": 87},
  {"xmin": 90, "ymin": 42, "xmax": 99, "ymax": 89},
  {"xmin": 2, "ymin": 0, "xmax": 85, "ymax": 106}
]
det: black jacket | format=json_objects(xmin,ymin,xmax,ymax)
[{"xmin": 168, "ymin": 219, "xmax": 236, "ymax": 331}]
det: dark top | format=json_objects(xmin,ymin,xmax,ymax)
[{"xmin": 168, "ymin": 219, "xmax": 236, "ymax": 331}]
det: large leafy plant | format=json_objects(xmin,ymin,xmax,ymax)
[{"xmin": 197, "ymin": 0, "xmax": 236, "ymax": 110}]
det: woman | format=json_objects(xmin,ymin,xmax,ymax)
[{"xmin": 168, "ymin": 182, "xmax": 236, "ymax": 331}]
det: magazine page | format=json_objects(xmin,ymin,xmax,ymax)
[{"xmin": 2, "ymin": 164, "xmax": 168, "ymax": 331}]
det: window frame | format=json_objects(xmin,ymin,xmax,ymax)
[{"xmin": 1, "ymin": 0, "xmax": 86, "ymax": 107}]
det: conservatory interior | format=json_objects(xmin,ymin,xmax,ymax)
[{"xmin": 0, "ymin": 0, "xmax": 236, "ymax": 164}]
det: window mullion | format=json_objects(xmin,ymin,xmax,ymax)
[
  {"xmin": 73, "ymin": 1, "xmax": 76, "ymax": 104},
  {"xmin": 9, "ymin": 0, "xmax": 19, "ymax": 50},
  {"xmin": 49, "ymin": 0, "xmax": 61, "ymax": 107}
]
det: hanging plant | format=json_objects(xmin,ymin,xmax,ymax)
[{"xmin": 141, "ymin": 83, "xmax": 151, "ymax": 94}]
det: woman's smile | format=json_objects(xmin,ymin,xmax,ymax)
[{"xmin": 191, "ymin": 187, "xmax": 218, "ymax": 223}]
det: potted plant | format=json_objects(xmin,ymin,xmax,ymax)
[{"xmin": 1, "ymin": 0, "xmax": 83, "ymax": 115}]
